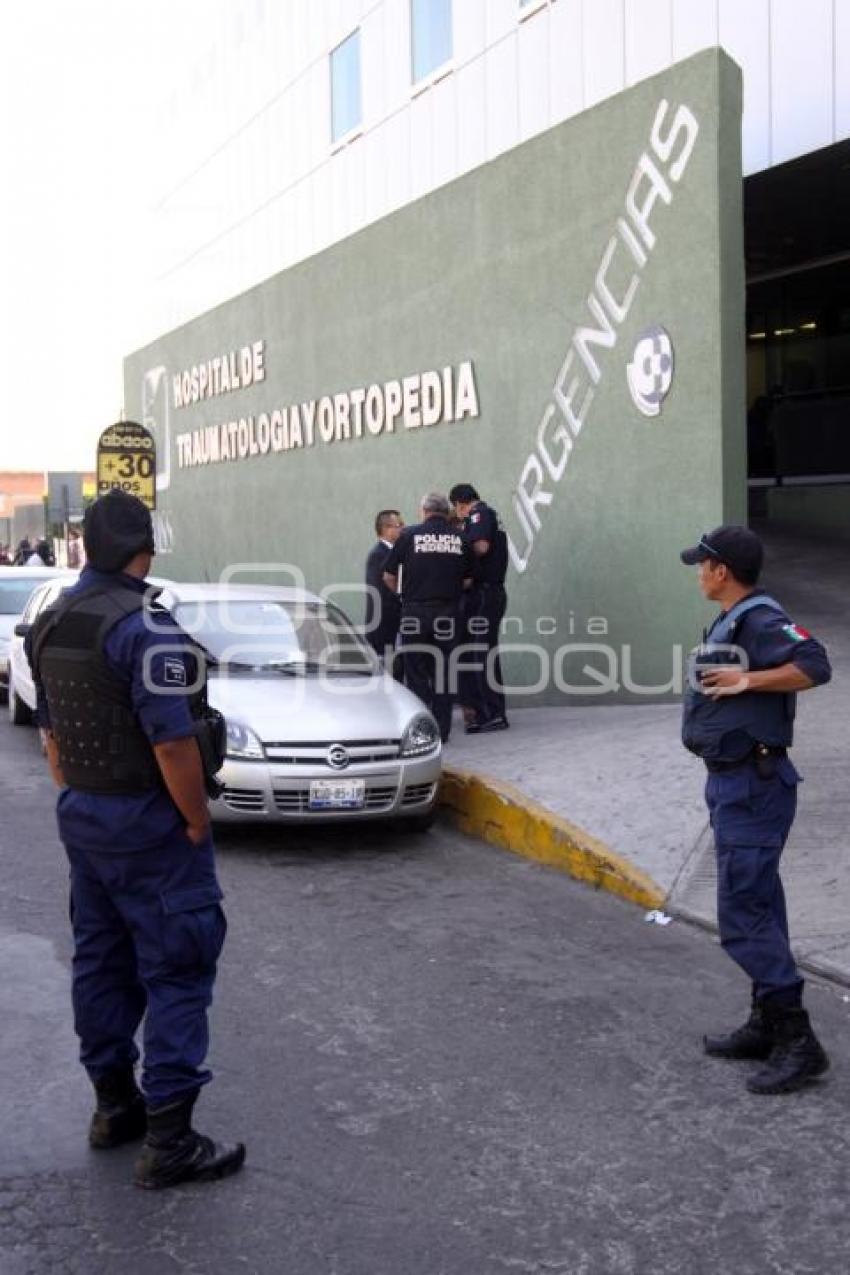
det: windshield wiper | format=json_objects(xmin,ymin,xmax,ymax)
[
  {"xmin": 209, "ymin": 657, "xmax": 375, "ymax": 676},
  {"xmin": 265, "ymin": 659, "xmax": 375, "ymax": 675},
  {"xmin": 208, "ymin": 658, "xmax": 298, "ymax": 675}
]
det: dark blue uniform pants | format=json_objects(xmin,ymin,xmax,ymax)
[
  {"xmin": 367, "ymin": 612, "xmax": 403, "ymax": 683},
  {"xmin": 705, "ymin": 759, "xmax": 803, "ymax": 1002},
  {"xmin": 459, "ymin": 584, "xmax": 507, "ymax": 722},
  {"xmin": 65, "ymin": 833, "xmax": 226, "ymax": 1108},
  {"xmin": 400, "ymin": 604, "xmax": 457, "ymax": 742}
]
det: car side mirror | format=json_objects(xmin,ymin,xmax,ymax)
[{"xmin": 14, "ymin": 622, "xmax": 31, "ymax": 638}]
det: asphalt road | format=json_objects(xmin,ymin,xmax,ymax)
[{"xmin": 1, "ymin": 716, "xmax": 849, "ymax": 1275}]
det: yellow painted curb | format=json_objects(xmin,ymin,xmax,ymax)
[{"xmin": 439, "ymin": 764, "xmax": 666, "ymax": 912}]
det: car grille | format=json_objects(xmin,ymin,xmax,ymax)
[
  {"xmin": 402, "ymin": 782, "xmax": 437, "ymax": 806},
  {"xmin": 263, "ymin": 738, "xmax": 401, "ymax": 764},
  {"xmin": 222, "ymin": 786, "xmax": 266, "ymax": 812},
  {"xmin": 273, "ymin": 782, "xmax": 398, "ymax": 814}
]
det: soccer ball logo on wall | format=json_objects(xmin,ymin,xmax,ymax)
[{"xmin": 627, "ymin": 325, "xmax": 675, "ymax": 417}]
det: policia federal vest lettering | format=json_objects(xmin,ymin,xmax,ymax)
[
  {"xmin": 31, "ymin": 585, "xmax": 225, "ymax": 797},
  {"xmin": 681, "ymin": 594, "xmax": 796, "ymax": 763}
]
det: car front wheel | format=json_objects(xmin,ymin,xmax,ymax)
[{"xmin": 8, "ymin": 674, "xmax": 32, "ymax": 726}]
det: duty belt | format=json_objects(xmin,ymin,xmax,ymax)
[{"xmin": 705, "ymin": 743, "xmax": 788, "ymax": 774}]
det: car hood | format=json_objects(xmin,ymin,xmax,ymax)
[{"xmin": 207, "ymin": 670, "xmax": 431, "ymax": 741}]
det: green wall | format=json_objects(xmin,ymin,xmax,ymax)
[{"xmin": 125, "ymin": 49, "xmax": 745, "ymax": 704}]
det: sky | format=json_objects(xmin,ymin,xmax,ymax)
[{"xmin": 0, "ymin": 0, "xmax": 210, "ymax": 473}]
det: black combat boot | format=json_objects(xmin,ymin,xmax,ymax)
[
  {"xmin": 134, "ymin": 1094, "xmax": 246, "ymax": 1190},
  {"xmin": 89, "ymin": 1067, "xmax": 147, "ymax": 1150},
  {"xmin": 746, "ymin": 1006, "xmax": 830, "ymax": 1094},
  {"xmin": 703, "ymin": 999, "xmax": 774, "ymax": 1060}
]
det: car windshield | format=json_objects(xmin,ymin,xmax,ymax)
[
  {"xmin": 172, "ymin": 599, "xmax": 377, "ymax": 672},
  {"xmin": 0, "ymin": 576, "xmax": 45, "ymax": 615}
]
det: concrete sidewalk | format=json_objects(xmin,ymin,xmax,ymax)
[{"xmin": 443, "ymin": 526, "xmax": 850, "ymax": 983}]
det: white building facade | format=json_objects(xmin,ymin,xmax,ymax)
[{"xmin": 148, "ymin": 0, "xmax": 850, "ymax": 341}]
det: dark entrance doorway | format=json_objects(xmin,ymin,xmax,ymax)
[{"xmin": 745, "ymin": 140, "xmax": 850, "ymax": 537}]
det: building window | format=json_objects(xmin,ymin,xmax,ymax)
[
  {"xmin": 410, "ymin": 0, "xmax": 452, "ymax": 86},
  {"xmin": 519, "ymin": 0, "xmax": 549, "ymax": 18},
  {"xmin": 330, "ymin": 29, "xmax": 361, "ymax": 145}
]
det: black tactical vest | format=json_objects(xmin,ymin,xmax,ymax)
[
  {"xmin": 31, "ymin": 584, "xmax": 225, "ymax": 797},
  {"xmin": 681, "ymin": 594, "xmax": 796, "ymax": 763}
]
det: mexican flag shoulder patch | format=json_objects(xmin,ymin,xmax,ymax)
[{"xmin": 782, "ymin": 623, "xmax": 811, "ymax": 643}]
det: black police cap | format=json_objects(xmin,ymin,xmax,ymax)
[
  {"xmin": 83, "ymin": 490, "xmax": 155, "ymax": 573},
  {"xmin": 680, "ymin": 525, "xmax": 763, "ymax": 577}
]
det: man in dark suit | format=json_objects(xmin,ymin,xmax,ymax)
[{"xmin": 365, "ymin": 510, "xmax": 404, "ymax": 679}]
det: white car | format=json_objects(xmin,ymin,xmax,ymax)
[
  {"xmin": 157, "ymin": 584, "xmax": 442, "ymax": 828},
  {"xmin": 3, "ymin": 568, "xmax": 78, "ymax": 719}
]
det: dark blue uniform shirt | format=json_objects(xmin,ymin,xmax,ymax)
[
  {"xmin": 32, "ymin": 567, "xmax": 196, "ymax": 852},
  {"xmin": 384, "ymin": 516, "xmax": 474, "ymax": 606},
  {"xmin": 729, "ymin": 599, "xmax": 831, "ymax": 688},
  {"xmin": 684, "ymin": 590, "xmax": 831, "ymax": 763},
  {"xmin": 463, "ymin": 501, "xmax": 508, "ymax": 586},
  {"xmin": 705, "ymin": 592, "xmax": 832, "ymax": 689}
]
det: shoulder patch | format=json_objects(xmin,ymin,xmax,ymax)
[
  {"xmin": 163, "ymin": 656, "xmax": 188, "ymax": 686},
  {"xmin": 470, "ymin": 512, "xmax": 481, "ymax": 524},
  {"xmin": 782, "ymin": 623, "xmax": 811, "ymax": 643}
]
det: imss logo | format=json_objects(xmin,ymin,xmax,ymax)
[{"xmin": 627, "ymin": 325, "xmax": 675, "ymax": 417}]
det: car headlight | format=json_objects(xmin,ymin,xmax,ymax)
[
  {"xmin": 226, "ymin": 721, "xmax": 264, "ymax": 759},
  {"xmin": 400, "ymin": 713, "xmax": 440, "ymax": 757}
]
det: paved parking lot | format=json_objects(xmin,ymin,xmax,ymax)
[{"xmin": 1, "ymin": 716, "xmax": 849, "ymax": 1275}]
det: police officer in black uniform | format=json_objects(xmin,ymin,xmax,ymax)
[
  {"xmin": 364, "ymin": 509, "xmax": 404, "ymax": 679},
  {"xmin": 449, "ymin": 483, "xmax": 510, "ymax": 733},
  {"xmin": 27, "ymin": 489, "xmax": 245, "ymax": 1188},
  {"xmin": 383, "ymin": 491, "xmax": 473, "ymax": 742},
  {"xmin": 680, "ymin": 525, "xmax": 831, "ymax": 1094}
]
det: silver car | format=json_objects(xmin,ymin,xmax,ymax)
[{"xmin": 159, "ymin": 583, "xmax": 441, "ymax": 828}]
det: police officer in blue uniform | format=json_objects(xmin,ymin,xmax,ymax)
[
  {"xmin": 28, "ymin": 489, "xmax": 245, "ymax": 1188},
  {"xmin": 383, "ymin": 491, "xmax": 474, "ymax": 742},
  {"xmin": 449, "ymin": 484, "xmax": 510, "ymax": 734},
  {"xmin": 680, "ymin": 525, "xmax": 831, "ymax": 1094}
]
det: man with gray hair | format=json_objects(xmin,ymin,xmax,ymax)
[{"xmin": 383, "ymin": 492, "xmax": 474, "ymax": 742}]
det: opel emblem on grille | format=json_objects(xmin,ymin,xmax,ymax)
[{"xmin": 327, "ymin": 744, "xmax": 350, "ymax": 770}]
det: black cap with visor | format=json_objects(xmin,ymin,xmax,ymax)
[{"xmin": 680, "ymin": 525, "xmax": 764, "ymax": 579}]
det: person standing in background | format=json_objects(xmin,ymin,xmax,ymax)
[
  {"xmin": 449, "ymin": 484, "xmax": 509, "ymax": 734},
  {"xmin": 383, "ymin": 492, "xmax": 473, "ymax": 743},
  {"xmin": 365, "ymin": 509, "xmax": 404, "ymax": 679}
]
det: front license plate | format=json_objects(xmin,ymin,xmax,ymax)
[{"xmin": 309, "ymin": 778, "xmax": 366, "ymax": 810}]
